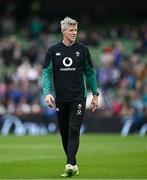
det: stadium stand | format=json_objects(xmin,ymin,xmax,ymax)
[{"xmin": 0, "ymin": 9, "xmax": 147, "ymax": 134}]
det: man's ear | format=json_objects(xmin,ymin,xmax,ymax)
[{"xmin": 61, "ymin": 28, "xmax": 64, "ymax": 34}]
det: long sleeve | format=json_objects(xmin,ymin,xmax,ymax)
[
  {"xmin": 83, "ymin": 47, "xmax": 98, "ymax": 95},
  {"xmin": 42, "ymin": 48, "xmax": 53, "ymax": 97}
]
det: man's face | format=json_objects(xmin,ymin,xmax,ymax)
[{"xmin": 63, "ymin": 25, "xmax": 78, "ymax": 43}]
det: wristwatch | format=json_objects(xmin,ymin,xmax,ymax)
[{"xmin": 94, "ymin": 91, "xmax": 99, "ymax": 96}]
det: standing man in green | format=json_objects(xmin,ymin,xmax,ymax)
[{"xmin": 42, "ymin": 17, "xmax": 99, "ymax": 177}]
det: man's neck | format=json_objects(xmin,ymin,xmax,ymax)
[{"xmin": 62, "ymin": 39, "xmax": 75, "ymax": 46}]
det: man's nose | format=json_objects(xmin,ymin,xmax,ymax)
[{"xmin": 73, "ymin": 31, "xmax": 77, "ymax": 35}]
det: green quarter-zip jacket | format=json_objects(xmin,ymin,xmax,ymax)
[{"xmin": 42, "ymin": 42, "xmax": 97, "ymax": 102}]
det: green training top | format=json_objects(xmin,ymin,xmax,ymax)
[{"xmin": 42, "ymin": 41, "xmax": 98, "ymax": 101}]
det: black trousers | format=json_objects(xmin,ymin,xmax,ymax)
[{"xmin": 55, "ymin": 98, "xmax": 86, "ymax": 165}]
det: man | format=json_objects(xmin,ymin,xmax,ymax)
[{"xmin": 42, "ymin": 17, "xmax": 99, "ymax": 177}]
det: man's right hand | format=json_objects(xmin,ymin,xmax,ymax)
[{"xmin": 45, "ymin": 94, "xmax": 55, "ymax": 108}]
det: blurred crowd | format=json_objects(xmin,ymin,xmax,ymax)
[{"xmin": 0, "ymin": 14, "xmax": 147, "ymax": 130}]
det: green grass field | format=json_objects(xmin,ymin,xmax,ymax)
[{"xmin": 0, "ymin": 134, "xmax": 147, "ymax": 179}]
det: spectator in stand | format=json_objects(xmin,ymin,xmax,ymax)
[{"xmin": 120, "ymin": 95, "xmax": 134, "ymax": 137}]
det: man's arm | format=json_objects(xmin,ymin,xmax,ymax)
[
  {"xmin": 42, "ymin": 49, "xmax": 55, "ymax": 108},
  {"xmin": 83, "ymin": 47, "xmax": 99, "ymax": 112}
]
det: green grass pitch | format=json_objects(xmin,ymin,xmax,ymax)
[{"xmin": 0, "ymin": 134, "xmax": 147, "ymax": 179}]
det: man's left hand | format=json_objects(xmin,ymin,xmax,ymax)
[{"xmin": 91, "ymin": 95, "xmax": 98, "ymax": 112}]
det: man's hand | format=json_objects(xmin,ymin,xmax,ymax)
[
  {"xmin": 45, "ymin": 94, "xmax": 55, "ymax": 108},
  {"xmin": 91, "ymin": 95, "xmax": 98, "ymax": 112}
]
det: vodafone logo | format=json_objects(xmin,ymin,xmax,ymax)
[
  {"xmin": 60, "ymin": 57, "xmax": 75, "ymax": 71},
  {"xmin": 63, "ymin": 57, "xmax": 73, "ymax": 67}
]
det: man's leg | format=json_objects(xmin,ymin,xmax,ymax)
[
  {"xmin": 55, "ymin": 101, "xmax": 69, "ymax": 155},
  {"xmin": 56, "ymin": 101, "xmax": 76, "ymax": 177},
  {"xmin": 67, "ymin": 98, "xmax": 86, "ymax": 165}
]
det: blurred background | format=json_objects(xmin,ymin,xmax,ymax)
[{"xmin": 0, "ymin": 0, "xmax": 147, "ymax": 136}]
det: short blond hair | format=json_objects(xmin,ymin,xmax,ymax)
[{"xmin": 61, "ymin": 17, "xmax": 78, "ymax": 31}]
